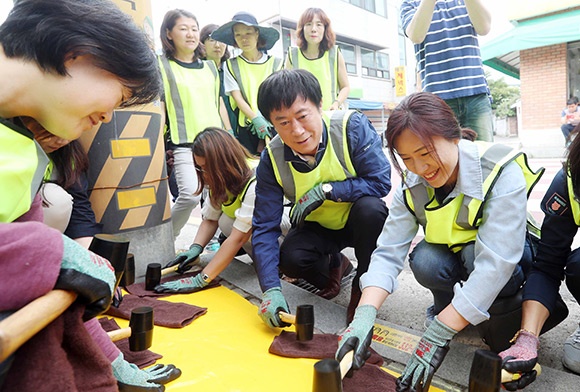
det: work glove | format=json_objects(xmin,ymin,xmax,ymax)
[
  {"xmin": 55, "ymin": 234, "xmax": 116, "ymax": 321},
  {"xmin": 154, "ymin": 273, "xmax": 208, "ymax": 294},
  {"xmin": 250, "ymin": 115, "xmax": 271, "ymax": 139},
  {"xmin": 112, "ymin": 353, "xmax": 166, "ymax": 391},
  {"xmin": 258, "ymin": 287, "xmax": 290, "ymax": 328},
  {"xmin": 498, "ymin": 330, "xmax": 539, "ymax": 391},
  {"xmin": 290, "ymin": 184, "xmax": 327, "ymax": 228},
  {"xmin": 336, "ymin": 305, "xmax": 376, "ymax": 377},
  {"xmin": 164, "ymin": 243, "xmax": 203, "ymax": 274},
  {"xmin": 396, "ymin": 316, "xmax": 458, "ymax": 392}
]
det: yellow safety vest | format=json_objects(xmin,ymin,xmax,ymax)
[
  {"xmin": 267, "ymin": 110, "xmax": 357, "ymax": 230},
  {"xmin": 220, "ymin": 159, "xmax": 259, "ymax": 219},
  {"xmin": 404, "ymin": 142, "xmax": 544, "ymax": 252},
  {"xmin": 158, "ymin": 56, "xmax": 221, "ymax": 144},
  {"xmin": 226, "ymin": 55, "xmax": 282, "ymax": 127},
  {"xmin": 288, "ymin": 47, "xmax": 338, "ymax": 111},
  {"xmin": 0, "ymin": 119, "xmax": 50, "ymax": 222},
  {"xmin": 566, "ymin": 173, "xmax": 580, "ymax": 225}
]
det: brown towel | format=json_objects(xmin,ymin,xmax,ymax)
[
  {"xmin": 269, "ymin": 331, "xmax": 396, "ymax": 392},
  {"xmin": 269, "ymin": 330, "xmax": 383, "ymax": 366},
  {"xmin": 105, "ymin": 294, "xmax": 207, "ymax": 328},
  {"xmin": 98, "ymin": 317, "xmax": 162, "ymax": 369},
  {"xmin": 342, "ymin": 363, "xmax": 397, "ymax": 392},
  {"xmin": 124, "ymin": 271, "xmax": 220, "ymax": 298},
  {"xmin": 2, "ymin": 304, "xmax": 117, "ymax": 392}
]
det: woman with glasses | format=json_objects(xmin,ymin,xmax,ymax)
[
  {"xmin": 200, "ymin": 23, "xmax": 236, "ymax": 136},
  {"xmin": 157, "ymin": 128, "xmax": 289, "ymax": 293}
]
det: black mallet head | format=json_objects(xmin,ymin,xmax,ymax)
[{"xmin": 469, "ymin": 349, "xmax": 502, "ymax": 392}]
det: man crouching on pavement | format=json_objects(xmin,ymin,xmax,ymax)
[{"xmin": 252, "ymin": 69, "xmax": 391, "ymax": 326}]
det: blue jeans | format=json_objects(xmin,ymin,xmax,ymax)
[
  {"xmin": 445, "ymin": 93, "xmax": 494, "ymax": 142},
  {"xmin": 409, "ymin": 239, "xmax": 532, "ymax": 314}
]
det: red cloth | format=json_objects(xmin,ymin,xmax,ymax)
[
  {"xmin": 98, "ymin": 317, "xmax": 162, "ymax": 369},
  {"xmin": 2, "ymin": 305, "xmax": 117, "ymax": 392},
  {"xmin": 269, "ymin": 330, "xmax": 383, "ymax": 366},
  {"xmin": 1, "ymin": 196, "xmax": 63, "ymax": 312},
  {"xmin": 269, "ymin": 331, "xmax": 396, "ymax": 392},
  {"xmin": 342, "ymin": 363, "xmax": 397, "ymax": 392},
  {"xmin": 124, "ymin": 270, "xmax": 220, "ymax": 298},
  {"xmin": 105, "ymin": 294, "xmax": 207, "ymax": 328}
]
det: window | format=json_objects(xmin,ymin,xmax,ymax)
[
  {"xmin": 568, "ymin": 41, "xmax": 580, "ymax": 99},
  {"xmin": 337, "ymin": 42, "xmax": 357, "ymax": 74},
  {"xmin": 361, "ymin": 48, "xmax": 390, "ymax": 79},
  {"xmin": 343, "ymin": 0, "xmax": 387, "ymax": 17}
]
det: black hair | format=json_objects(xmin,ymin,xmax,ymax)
[
  {"xmin": 0, "ymin": 0, "xmax": 161, "ymax": 107},
  {"xmin": 257, "ymin": 69, "xmax": 322, "ymax": 122}
]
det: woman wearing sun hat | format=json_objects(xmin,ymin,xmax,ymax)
[{"xmin": 212, "ymin": 11, "xmax": 282, "ymax": 155}]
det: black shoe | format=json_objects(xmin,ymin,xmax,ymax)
[{"xmin": 317, "ymin": 253, "xmax": 353, "ymax": 300}]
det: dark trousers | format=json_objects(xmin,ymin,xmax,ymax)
[
  {"xmin": 279, "ymin": 196, "xmax": 388, "ymax": 292},
  {"xmin": 561, "ymin": 123, "xmax": 576, "ymax": 143}
]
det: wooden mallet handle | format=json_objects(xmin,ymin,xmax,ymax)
[
  {"xmin": 161, "ymin": 266, "xmax": 178, "ymax": 277},
  {"xmin": 501, "ymin": 363, "xmax": 542, "ymax": 383},
  {"xmin": 278, "ymin": 311, "xmax": 296, "ymax": 325},
  {"xmin": 0, "ymin": 290, "xmax": 77, "ymax": 362},
  {"xmin": 107, "ymin": 327, "xmax": 132, "ymax": 342},
  {"xmin": 339, "ymin": 350, "xmax": 354, "ymax": 379}
]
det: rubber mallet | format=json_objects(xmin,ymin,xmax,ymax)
[
  {"xmin": 469, "ymin": 349, "xmax": 542, "ymax": 392},
  {"xmin": 107, "ymin": 306, "xmax": 154, "ymax": 351},
  {"xmin": 279, "ymin": 304, "xmax": 315, "ymax": 341}
]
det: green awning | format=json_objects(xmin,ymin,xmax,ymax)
[{"xmin": 481, "ymin": 9, "xmax": 580, "ymax": 79}]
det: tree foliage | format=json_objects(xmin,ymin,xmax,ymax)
[{"xmin": 487, "ymin": 73, "xmax": 520, "ymax": 118}]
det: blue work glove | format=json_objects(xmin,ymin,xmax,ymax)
[
  {"xmin": 164, "ymin": 243, "xmax": 203, "ymax": 274},
  {"xmin": 499, "ymin": 330, "xmax": 539, "ymax": 391},
  {"xmin": 55, "ymin": 234, "xmax": 116, "ymax": 321},
  {"xmin": 250, "ymin": 115, "xmax": 271, "ymax": 139},
  {"xmin": 396, "ymin": 316, "xmax": 458, "ymax": 392},
  {"xmin": 154, "ymin": 273, "xmax": 208, "ymax": 294},
  {"xmin": 290, "ymin": 184, "xmax": 327, "ymax": 228},
  {"xmin": 336, "ymin": 305, "xmax": 377, "ymax": 376},
  {"xmin": 258, "ymin": 287, "xmax": 291, "ymax": 328}
]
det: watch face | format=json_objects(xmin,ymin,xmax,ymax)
[
  {"xmin": 323, "ymin": 184, "xmax": 332, "ymax": 192},
  {"xmin": 202, "ymin": 273, "xmax": 211, "ymax": 283}
]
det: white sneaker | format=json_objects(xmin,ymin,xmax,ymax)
[{"xmin": 562, "ymin": 324, "xmax": 580, "ymax": 373}]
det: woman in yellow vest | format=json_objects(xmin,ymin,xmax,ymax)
[
  {"xmin": 337, "ymin": 92, "xmax": 542, "ymax": 391},
  {"xmin": 211, "ymin": 12, "xmax": 282, "ymax": 156},
  {"xmin": 157, "ymin": 128, "xmax": 289, "ymax": 293},
  {"xmin": 285, "ymin": 8, "xmax": 350, "ymax": 111},
  {"xmin": 200, "ymin": 24, "xmax": 238, "ymax": 136},
  {"xmin": 498, "ymin": 134, "xmax": 580, "ymax": 389},
  {"xmin": 159, "ymin": 9, "xmax": 229, "ymax": 239}
]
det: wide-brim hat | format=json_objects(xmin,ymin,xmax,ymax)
[{"xmin": 211, "ymin": 11, "xmax": 280, "ymax": 50}]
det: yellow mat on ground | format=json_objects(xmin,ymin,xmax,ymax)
[
  {"xmin": 111, "ymin": 285, "xmax": 444, "ymax": 391},
  {"xmin": 113, "ymin": 286, "xmax": 317, "ymax": 391}
]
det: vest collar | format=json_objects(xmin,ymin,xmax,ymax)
[
  {"xmin": 402, "ymin": 139, "xmax": 484, "ymax": 201},
  {"xmin": 283, "ymin": 121, "xmax": 327, "ymax": 170}
]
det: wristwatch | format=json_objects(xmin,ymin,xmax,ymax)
[
  {"xmin": 322, "ymin": 183, "xmax": 333, "ymax": 199},
  {"xmin": 201, "ymin": 273, "xmax": 211, "ymax": 284}
]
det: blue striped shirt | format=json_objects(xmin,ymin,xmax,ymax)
[{"xmin": 401, "ymin": 0, "xmax": 489, "ymax": 100}]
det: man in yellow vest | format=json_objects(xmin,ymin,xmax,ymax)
[
  {"xmin": 252, "ymin": 69, "xmax": 391, "ymax": 326},
  {"xmin": 0, "ymin": 0, "xmax": 162, "ymax": 390}
]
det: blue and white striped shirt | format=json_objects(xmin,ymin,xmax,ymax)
[{"xmin": 401, "ymin": 0, "xmax": 489, "ymax": 100}]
